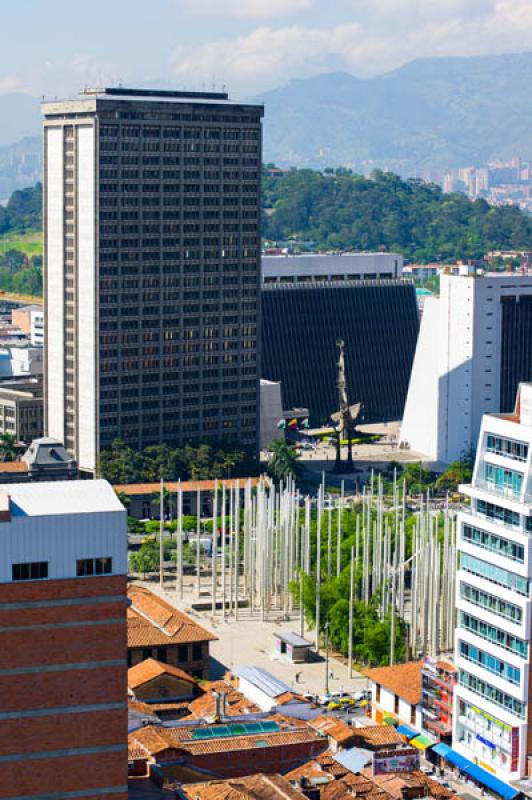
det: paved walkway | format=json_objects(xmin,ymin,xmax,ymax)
[{"xmin": 133, "ymin": 576, "xmax": 369, "ymax": 697}]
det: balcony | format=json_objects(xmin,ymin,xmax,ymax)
[
  {"xmin": 474, "ymin": 478, "xmax": 532, "ymax": 505},
  {"xmin": 424, "ymin": 716, "xmax": 452, "ymax": 736}
]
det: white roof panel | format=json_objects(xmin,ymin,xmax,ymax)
[
  {"xmin": 236, "ymin": 666, "xmax": 292, "ymax": 698},
  {"xmin": 5, "ymin": 479, "xmax": 124, "ymax": 517}
]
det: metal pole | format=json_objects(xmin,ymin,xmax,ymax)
[{"xmin": 159, "ymin": 476, "xmax": 164, "ymax": 588}]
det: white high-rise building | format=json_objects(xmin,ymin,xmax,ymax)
[
  {"xmin": 453, "ymin": 383, "xmax": 532, "ymax": 781},
  {"xmin": 400, "ymin": 273, "xmax": 532, "ymax": 465}
]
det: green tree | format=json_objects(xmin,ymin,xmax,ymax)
[
  {"xmin": 266, "ymin": 440, "xmax": 302, "ymax": 483},
  {"xmin": 129, "ymin": 539, "xmax": 159, "ymax": 579},
  {"xmin": 0, "ymin": 433, "xmax": 16, "ymax": 462}
]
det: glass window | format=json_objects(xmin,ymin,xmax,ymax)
[
  {"xmin": 459, "ymin": 611, "xmax": 528, "ymax": 658},
  {"xmin": 12, "ymin": 561, "xmax": 48, "ymax": 581},
  {"xmin": 462, "ymin": 524, "xmax": 524, "ymax": 562},
  {"xmin": 461, "ymin": 552, "xmax": 529, "ymax": 594}
]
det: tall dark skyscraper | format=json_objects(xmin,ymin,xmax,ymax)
[{"xmin": 42, "ymin": 88, "xmax": 263, "ymax": 472}]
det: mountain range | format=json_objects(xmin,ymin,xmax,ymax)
[{"xmin": 1, "ymin": 50, "xmax": 532, "ymax": 198}]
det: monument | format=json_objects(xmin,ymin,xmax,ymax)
[{"xmin": 331, "ymin": 338, "xmax": 361, "ymax": 473}]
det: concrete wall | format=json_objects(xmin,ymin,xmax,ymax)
[{"xmin": 260, "ymin": 380, "xmax": 283, "ymax": 448}]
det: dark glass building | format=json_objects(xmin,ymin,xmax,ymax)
[
  {"xmin": 500, "ymin": 295, "xmax": 532, "ymax": 412},
  {"xmin": 261, "ymin": 279, "xmax": 419, "ymax": 425}
]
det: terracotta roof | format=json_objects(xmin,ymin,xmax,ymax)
[
  {"xmin": 115, "ymin": 477, "xmax": 263, "ymax": 496},
  {"xmin": 128, "ymin": 586, "xmax": 218, "ymax": 648},
  {"xmin": 275, "ymin": 691, "xmax": 309, "ymax": 706},
  {"xmin": 364, "ymin": 662, "xmax": 422, "ymax": 706},
  {"xmin": 309, "ymin": 716, "xmax": 355, "ymax": 746},
  {"xmin": 128, "ymin": 657, "xmax": 197, "ymax": 690},
  {"xmin": 130, "ymin": 723, "xmax": 325, "ymax": 759},
  {"xmin": 188, "ymin": 680, "xmax": 260, "ymax": 719},
  {"xmin": 128, "ymin": 698, "xmax": 157, "ymax": 716},
  {"xmin": 436, "ymin": 660, "xmax": 457, "ymax": 674},
  {"xmin": 351, "ymin": 725, "xmax": 404, "ymax": 748},
  {"xmin": 181, "ymin": 773, "xmax": 307, "ymax": 800},
  {"xmin": 128, "ymin": 743, "xmax": 150, "ymax": 761},
  {"xmin": 0, "ymin": 462, "xmax": 28, "ymax": 472},
  {"xmin": 362, "ymin": 770, "xmax": 458, "ymax": 800}
]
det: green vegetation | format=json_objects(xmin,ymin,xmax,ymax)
[
  {"xmin": 0, "ymin": 184, "xmax": 42, "ymax": 295},
  {"xmin": 263, "ymin": 168, "xmax": 532, "ymax": 262},
  {"xmin": 98, "ymin": 439, "xmax": 259, "ymax": 484},
  {"xmin": 266, "ymin": 440, "xmax": 302, "ymax": 483}
]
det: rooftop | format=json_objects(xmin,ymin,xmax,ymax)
[
  {"xmin": 309, "ymin": 716, "xmax": 355, "ymax": 746},
  {"xmin": 115, "ymin": 477, "xmax": 263, "ymax": 496},
  {"xmin": 128, "ymin": 586, "xmax": 218, "ymax": 648},
  {"xmin": 129, "ymin": 720, "xmax": 323, "ymax": 758},
  {"xmin": 350, "ymin": 725, "xmax": 405, "ymax": 749},
  {"xmin": 236, "ymin": 666, "xmax": 292, "ymax": 699},
  {"xmin": 188, "ymin": 680, "xmax": 260, "ymax": 719},
  {"xmin": 180, "ymin": 773, "xmax": 307, "ymax": 800},
  {"xmin": 273, "ymin": 631, "xmax": 313, "ymax": 648},
  {"xmin": 3, "ymin": 479, "xmax": 123, "ymax": 517},
  {"xmin": 128, "ymin": 657, "xmax": 197, "ymax": 691},
  {"xmin": 364, "ymin": 662, "xmax": 423, "ymax": 707}
]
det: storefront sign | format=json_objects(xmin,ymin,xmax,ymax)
[{"xmin": 373, "ymin": 748, "xmax": 420, "ymax": 776}]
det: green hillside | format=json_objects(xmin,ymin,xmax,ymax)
[{"xmin": 263, "ymin": 168, "xmax": 532, "ymax": 262}]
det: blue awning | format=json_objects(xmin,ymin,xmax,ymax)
[
  {"xmin": 432, "ymin": 743, "xmax": 451, "ymax": 758},
  {"xmin": 444, "ymin": 748, "xmax": 473, "ymax": 772},
  {"xmin": 464, "ymin": 764, "xmax": 519, "ymax": 800},
  {"xmin": 396, "ymin": 724, "xmax": 418, "ymax": 739}
]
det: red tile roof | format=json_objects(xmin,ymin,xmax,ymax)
[
  {"xmin": 309, "ymin": 716, "xmax": 355, "ymax": 746},
  {"xmin": 128, "ymin": 657, "xmax": 197, "ymax": 690},
  {"xmin": 364, "ymin": 661, "xmax": 423, "ymax": 706},
  {"xmin": 115, "ymin": 477, "xmax": 263, "ymax": 496},
  {"xmin": 180, "ymin": 773, "xmax": 307, "ymax": 800},
  {"xmin": 127, "ymin": 586, "xmax": 218, "ymax": 648}
]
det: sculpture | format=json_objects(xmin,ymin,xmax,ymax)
[{"xmin": 331, "ymin": 338, "xmax": 361, "ymax": 473}]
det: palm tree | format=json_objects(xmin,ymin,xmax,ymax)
[
  {"xmin": 0, "ymin": 433, "xmax": 17, "ymax": 462},
  {"xmin": 266, "ymin": 440, "xmax": 302, "ymax": 483}
]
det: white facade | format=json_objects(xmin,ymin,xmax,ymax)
[
  {"xmin": 0, "ymin": 346, "xmax": 43, "ymax": 378},
  {"xmin": 259, "ymin": 379, "xmax": 283, "ymax": 448},
  {"xmin": 30, "ymin": 309, "xmax": 44, "ymax": 346},
  {"xmin": 262, "ymin": 252, "xmax": 403, "ymax": 283},
  {"xmin": 400, "ymin": 273, "xmax": 532, "ymax": 464},
  {"xmin": 0, "ymin": 479, "xmax": 127, "ymax": 584},
  {"xmin": 369, "ymin": 682, "xmax": 423, "ymax": 730},
  {"xmin": 453, "ymin": 384, "xmax": 532, "ymax": 780}
]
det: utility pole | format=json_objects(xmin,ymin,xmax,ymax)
[{"xmin": 159, "ymin": 476, "xmax": 164, "ymax": 588}]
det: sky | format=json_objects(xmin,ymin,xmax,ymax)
[{"xmin": 1, "ymin": 0, "xmax": 532, "ymax": 99}]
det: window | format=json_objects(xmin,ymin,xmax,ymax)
[
  {"xmin": 394, "ymin": 694, "xmax": 400, "ymax": 714},
  {"xmin": 410, "ymin": 705, "xmax": 416, "ymax": 725},
  {"xmin": 486, "ymin": 434, "xmax": 528, "ymax": 462},
  {"xmin": 462, "ymin": 523, "xmax": 524, "ymax": 562},
  {"xmin": 192, "ymin": 644, "xmax": 203, "ymax": 661},
  {"xmin": 156, "ymin": 646, "xmax": 168, "ymax": 662},
  {"xmin": 461, "ymin": 552, "xmax": 529, "ymax": 595},
  {"xmin": 375, "ymin": 684, "xmax": 381, "ymax": 703},
  {"xmin": 142, "ymin": 648, "xmax": 152, "ymax": 660},
  {"xmin": 76, "ymin": 557, "xmax": 113, "ymax": 577},
  {"xmin": 178, "ymin": 645, "xmax": 189, "ymax": 663},
  {"xmin": 12, "ymin": 561, "xmax": 48, "ymax": 581}
]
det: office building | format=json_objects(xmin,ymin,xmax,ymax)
[
  {"xmin": 0, "ymin": 479, "xmax": 127, "ymax": 799},
  {"xmin": 11, "ymin": 304, "xmax": 44, "ymax": 346},
  {"xmin": 261, "ymin": 279, "xmax": 419, "ymax": 425},
  {"xmin": 262, "ymin": 252, "xmax": 403, "ymax": 284},
  {"xmin": 43, "ymin": 87, "xmax": 263, "ymax": 473},
  {"xmin": 401, "ymin": 273, "xmax": 532, "ymax": 464},
  {"xmin": 453, "ymin": 382, "xmax": 532, "ymax": 781},
  {"xmin": 0, "ymin": 377, "xmax": 43, "ymax": 443}
]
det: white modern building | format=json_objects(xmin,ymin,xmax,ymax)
[
  {"xmin": 262, "ymin": 252, "xmax": 403, "ymax": 284},
  {"xmin": 400, "ymin": 273, "xmax": 532, "ymax": 464},
  {"xmin": 259, "ymin": 379, "xmax": 283, "ymax": 449},
  {"xmin": 453, "ymin": 383, "xmax": 532, "ymax": 781}
]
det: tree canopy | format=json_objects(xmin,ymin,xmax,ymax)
[
  {"xmin": 263, "ymin": 168, "xmax": 532, "ymax": 262},
  {"xmin": 0, "ymin": 183, "xmax": 42, "ymax": 235},
  {"xmin": 98, "ymin": 439, "xmax": 259, "ymax": 484}
]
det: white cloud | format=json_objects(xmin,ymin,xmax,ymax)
[
  {"xmin": 176, "ymin": 0, "xmax": 313, "ymax": 20},
  {"xmin": 169, "ymin": 2, "xmax": 532, "ymax": 95},
  {"xmin": 0, "ymin": 75, "xmax": 25, "ymax": 93},
  {"xmin": 171, "ymin": 23, "xmax": 362, "ymax": 91}
]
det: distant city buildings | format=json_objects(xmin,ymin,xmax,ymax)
[
  {"xmin": 443, "ymin": 157, "xmax": 532, "ymax": 212},
  {"xmin": 453, "ymin": 383, "xmax": 532, "ymax": 780},
  {"xmin": 0, "ymin": 377, "xmax": 43, "ymax": 442},
  {"xmin": 401, "ymin": 272, "xmax": 532, "ymax": 464},
  {"xmin": 11, "ymin": 303, "xmax": 44, "ymax": 346},
  {"xmin": 43, "ymin": 87, "xmax": 263, "ymax": 473},
  {"xmin": 0, "ymin": 479, "xmax": 127, "ymax": 798}
]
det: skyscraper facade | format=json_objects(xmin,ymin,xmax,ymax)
[
  {"xmin": 42, "ymin": 88, "xmax": 263, "ymax": 473},
  {"xmin": 454, "ymin": 383, "xmax": 532, "ymax": 780}
]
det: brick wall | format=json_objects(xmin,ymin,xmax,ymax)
[{"xmin": 0, "ymin": 574, "xmax": 127, "ymax": 797}]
